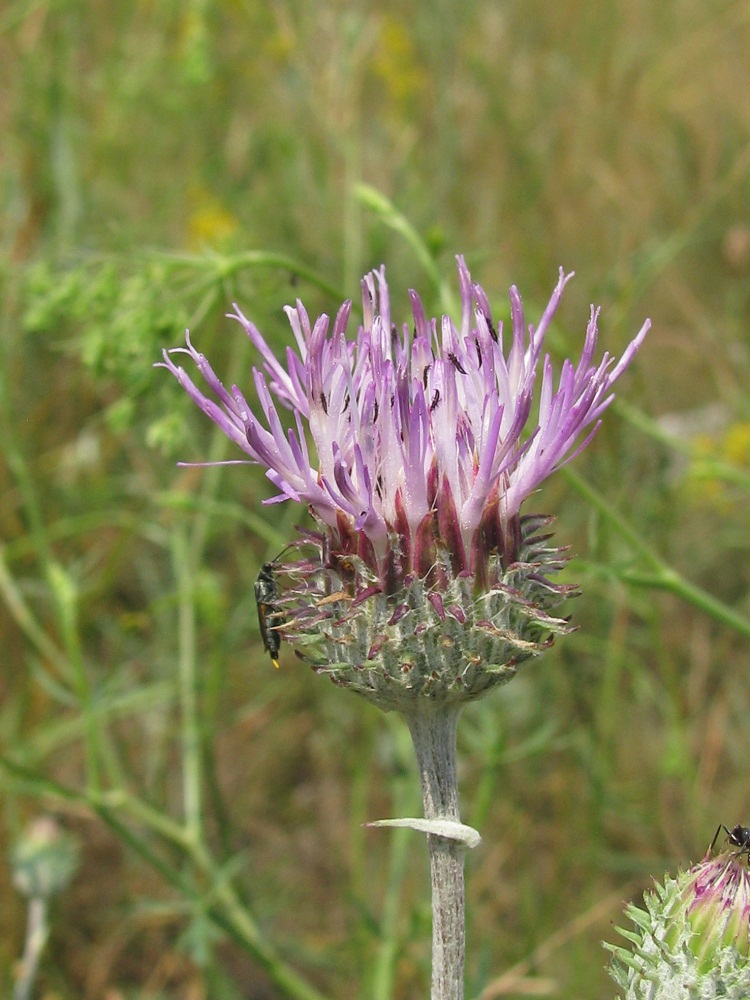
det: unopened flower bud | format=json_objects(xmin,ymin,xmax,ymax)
[
  {"xmin": 606, "ymin": 843, "xmax": 750, "ymax": 998},
  {"xmin": 12, "ymin": 817, "xmax": 80, "ymax": 900}
]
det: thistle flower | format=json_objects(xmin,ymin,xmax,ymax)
[
  {"xmin": 606, "ymin": 838, "xmax": 750, "ymax": 998},
  {"xmin": 159, "ymin": 257, "xmax": 649, "ymax": 712},
  {"xmin": 161, "ymin": 256, "xmax": 649, "ymax": 1000}
]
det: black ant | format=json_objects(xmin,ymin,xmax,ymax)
[{"xmin": 709, "ymin": 823, "xmax": 750, "ymax": 859}]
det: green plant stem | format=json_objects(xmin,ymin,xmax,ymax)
[
  {"xmin": 355, "ymin": 184, "xmax": 455, "ymax": 313},
  {"xmin": 0, "ymin": 548, "xmax": 67, "ymax": 673},
  {"xmin": 172, "ymin": 529, "xmax": 202, "ymax": 840},
  {"xmin": 48, "ymin": 562, "xmax": 102, "ymax": 793},
  {"xmin": 564, "ymin": 466, "xmax": 750, "ymax": 640},
  {"xmin": 406, "ymin": 705, "xmax": 465, "ymax": 1000},
  {"xmin": 155, "ymin": 248, "xmax": 345, "ymax": 304}
]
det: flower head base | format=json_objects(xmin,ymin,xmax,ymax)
[
  {"xmin": 160, "ymin": 257, "xmax": 648, "ymax": 708},
  {"xmin": 606, "ymin": 845, "xmax": 750, "ymax": 998},
  {"xmin": 270, "ymin": 513, "xmax": 576, "ymax": 710}
]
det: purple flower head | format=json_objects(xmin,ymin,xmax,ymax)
[
  {"xmin": 161, "ymin": 258, "xmax": 648, "ymax": 583},
  {"xmin": 159, "ymin": 258, "xmax": 649, "ymax": 708}
]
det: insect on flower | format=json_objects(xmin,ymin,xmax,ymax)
[
  {"xmin": 254, "ymin": 558, "xmax": 285, "ymax": 669},
  {"xmin": 709, "ymin": 823, "xmax": 750, "ymax": 859}
]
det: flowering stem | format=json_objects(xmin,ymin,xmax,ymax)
[
  {"xmin": 14, "ymin": 897, "xmax": 48, "ymax": 1000},
  {"xmin": 406, "ymin": 705, "xmax": 465, "ymax": 1000}
]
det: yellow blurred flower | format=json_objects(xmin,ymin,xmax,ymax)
[
  {"xmin": 371, "ymin": 16, "xmax": 426, "ymax": 109},
  {"xmin": 186, "ymin": 189, "xmax": 239, "ymax": 249},
  {"xmin": 684, "ymin": 421, "xmax": 750, "ymax": 510},
  {"xmin": 722, "ymin": 421, "xmax": 750, "ymax": 466}
]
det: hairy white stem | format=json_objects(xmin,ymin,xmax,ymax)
[{"xmin": 406, "ymin": 705, "xmax": 465, "ymax": 1000}]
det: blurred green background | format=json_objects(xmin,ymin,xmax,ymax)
[{"xmin": 1, "ymin": 0, "xmax": 749, "ymax": 997}]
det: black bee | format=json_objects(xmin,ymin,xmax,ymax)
[
  {"xmin": 254, "ymin": 560, "xmax": 284, "ymax": 669},
  {"xmin": 710, "ymin": 823, "xmax": 750, "ymax": 858}
]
